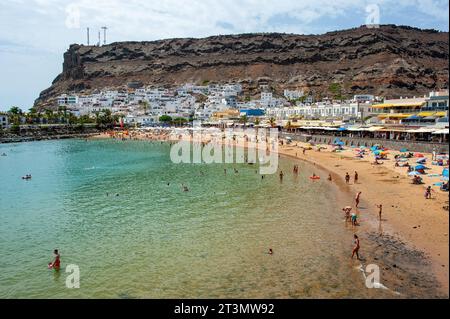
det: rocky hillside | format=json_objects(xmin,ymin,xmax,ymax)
[{"xmin": 36, "ymin": 25, "xmax": 449, "ymax": 107}]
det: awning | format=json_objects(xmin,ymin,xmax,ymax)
[
  {"xmin": 364, "ymin": 126, "xmax": 385, "ymax": 132},
  {"xmin": 377, "ymin": 113, "xmax": 412, "ymax": 119},
  {"xmin": 405, "ymin": 115, "xmax": 422, "ymax": 120},
  {"xmin": 418, "ymin": 111, "xmax": 448, "ymax": 118},
  {"xmin": 432, "ymin": 128, "xmax": 450, "ymax": 135},
  {"xmin": 373, "ymin": 102, "xmax": 425, "ymax": 109},
  {"xmin": 418, "ymin": 112, "xmax": 436, "ymax": 117},
  {"xmin": 347, "ymin": 127, "xmax": 363, "ymax": 131},
  {"xmin": 407, "ymin": 127, "xmax": 438, "ymax": 133}
]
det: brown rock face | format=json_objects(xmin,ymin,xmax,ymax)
[{"xmin": 36, "ymin": 25, "xmax": 449, "ymax": 107}]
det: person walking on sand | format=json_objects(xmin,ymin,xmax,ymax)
[
  {"xmin": 354, "ymin": 171, "xmax": 359, "ymax": 184},
  {"xmin": 279, "ymin": 171, "xmax": 284, "ymax": 182},
  {"xmin": 355, "ymin": 192, "xmax": 362, "ymax": 208},
  {"xmin": 351, "ymin": 235, "xmax": 360, "ymax": 260},
  {"xmin": 328, "ymin": 174, "xmax": 332, "ymax": 181},
  {"xmin": 345, "ymin": 172, "xmax": 350, "ymax": 184},
  {"xmin": 425, "ymin": 186, "xmax": 434, "ymax": 199},
  {"xmin": 376, "ymin": 204, "xmax": 383, "ymax": 221}
]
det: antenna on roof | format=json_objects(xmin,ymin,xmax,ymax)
[
  {"xmin": 87, "ymin": 27, "xmax": 90, "ymax": 45},
  {"xmin": 98, "ymin": 30, "xmax": 101, "ymax": 46},
  {"xmin": 101, "ymin": 26, "xmax": 108, "ymax": 45}
]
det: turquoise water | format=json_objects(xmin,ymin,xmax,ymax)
[{"xmin": 0, "ymin": 139, "xmax": 388, "ymax": 298}]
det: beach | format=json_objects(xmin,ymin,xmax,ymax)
[
  {"xmin": 102, "ymin": 128, "xmax": 449, "ymax": 296},
  {"xmin": 277, "ymin": 140, "xmax": 449, "ymax": 296}
]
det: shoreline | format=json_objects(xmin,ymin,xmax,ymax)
[
  {"xmin": 0, "ymin": 132, "xmax": 101, "ymax": 144},
  {"xmin": 96, "ymin": 129, "xmax": 448, "ymax": 296}
]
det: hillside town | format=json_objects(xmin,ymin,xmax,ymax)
[{"xmin": 1, "ymin": 83, "xmax": 449, "ymax": 144}]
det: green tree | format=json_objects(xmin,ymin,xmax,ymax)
[
  {"xmin": 173, "ymin": 117, "xmax": 187, "ymax": 127},
  {"xmin": 159, "ymin": 115, "xmax": 173, "ymax": 124},
  {"xmin": 269, "ymin": 117, "xmax": 276, "ymax": 128},
  {"xmin": 239, "ymin": 115, "xmax": 248, "ymax": 127},
  {"xmin": 329, "ymin": 83, "xmax": 344, "ymax": 100}
]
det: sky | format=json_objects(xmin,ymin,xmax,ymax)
[{"xmin": 0, "ymin": 0, "xmax": 448, "ymax": 111}]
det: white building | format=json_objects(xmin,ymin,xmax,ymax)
[
  {"xmin": 266, "ymin": 102, "xmax": 361, "ymax": 120},
  {"xmin": 0, "ymin": 114, "xmax": 9, "ymax": 129},
  {"xmin": 284, "ymin": 89, "xmax": 304, "ymax": 100},
  {"xmin": 353, "ymin": 95, "xmax": 374, "ymax": 103}
]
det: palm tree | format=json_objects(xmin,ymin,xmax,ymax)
[
  {"xmin": 8, "ymin": 106, "xmax": 22, "ymax": 125},
  {"xmin": 239, "ymin": 115, "xmax": 248, "ymax": 127},
  {"xmin": 285, "ymin": 120, "xmax": 293, "ymax": 132},
  {"xmin": 269, "ymin": 117, "xmax": 276, "ymax": 128}
]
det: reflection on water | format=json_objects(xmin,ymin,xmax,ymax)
[{"xmin": 0, "ymin": 139, "xmax": 397, "ymax": 298}]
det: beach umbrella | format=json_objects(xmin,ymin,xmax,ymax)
[
  {"xmin": 416, "ymin": 158, "xmax": 426, "ymax": 163},
  {"xmin": 414, "ymin": 153, "xmax": 425, "ymax": 158},
  {"xmin": 415, "ymin": 164, "xmax": 427, "ymax": 170},
  {"xmin": 441, "ymin": 176, "xmax": 449, "ymax": 181},
  {"xmin": 373, "ymin": 150, "xmax": 382, "ymax": 155},
  {"xmin": 443, "ymin": 168, "xmax": 449, "ymax": 177},
  {"xmin": 408, "ymin": 171, "xmax": 421, "ymax": 176},
  {"xmin": 400, "ymin": 148, "xmax": 409, "ymax": 152}
]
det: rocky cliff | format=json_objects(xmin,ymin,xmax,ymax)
[{"xmin": 36, "ymin": 25, "xmax": 449, "ymax": 107}]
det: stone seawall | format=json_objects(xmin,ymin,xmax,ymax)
[
  {"xmin": 0, "ymin": 125, "xmax": 101, "ymax": 144},
  {"xmin": 282, "ymin": 133, "xmax": 449, "ymax": 153}
]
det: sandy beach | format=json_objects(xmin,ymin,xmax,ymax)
[
  {"xmin": 277, "ymin": 141, "xmax": 449, "ymax": 296},
  {"xmin": 92, "ymin": 130, "xmax": 449, "ymax": 296}
]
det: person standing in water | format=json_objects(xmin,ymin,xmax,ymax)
[
  {"xmin": 354, "ymin": 171, "xmax": 359, "ymax": 184},
  {"xmin": 355, "ymin": 192, "xmax": 362, "ymax": 208},
  {"xmin": 351, "ymin": 235, "xmax": 360, "ymax": 260},
  {"xmin": 376, "ymin": 204, "xmax": 383, "ymax": 221},
  {"xmin": 50, "ymin": 249, "xmax": 61, "ymax": 271},
  {"xmin": 345, "ymin": 172, "xmax": 350, "ymax": 184},
  {"xmin": 279, "ymin": 171, "xmax": 284, "ymax": 182},
  {"xmin": 328, "ymin": 174, "xmax": 332, "ymax": 181}
]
